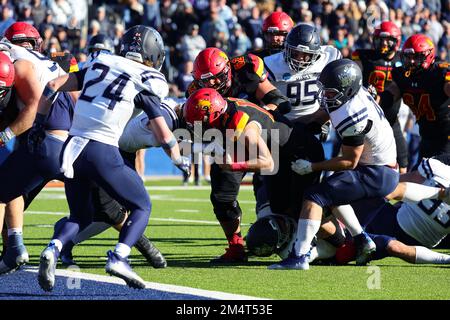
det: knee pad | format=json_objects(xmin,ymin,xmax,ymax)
[{"xmin": 210, "ymin": 195, "xmax": 242, "ymax": 222}]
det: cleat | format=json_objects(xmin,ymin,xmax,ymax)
[
  {"xmin": 105, "ymin": 250, "xmax": 146, "ymax": 289},
  {"xmin": 268, "ymin": 252, "xmax": 310, "ymax": 270},
  {"xmin": 210, "ymin": 244, "xmax": 248, "ymax": 264},
  {"xmin": 135, "ymin": 237, "xmax": 167, "ymax": 268},
  {"xmin": 60, "ymin": 241, "xmax": 77, "ymax": 267},
  {"xmin": 38, "ymin": 244, "xmax": 59, "ymax": 292},
  {"xmin": 354, "ymin": 232, "xmax": 376, "ymax": 266},
  {"xmin": 0, "ymin": 243, "xmax": 29, "ymax": 275}
]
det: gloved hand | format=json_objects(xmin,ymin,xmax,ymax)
[
  {"xmin": 320, "ymin": 121, "xmax": 331, "ymax": 142},
  {"xmin": 27, "ymin": 113, "xmax": 47, "ymax": 154},
  {"xmin": 367, "ymin": 84, "xmax": 378, "ymax": 100},
  {"xmin": 291, "ymin": 159, "xmax": 313, "ymax": 175},
  {"xmin": 173, "ymin": 156, "xmax": 191, "ymax": 177}
]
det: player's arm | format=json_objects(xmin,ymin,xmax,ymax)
[
  {"xmin": 312, "ymin": 143, "xmax": 364, "ymax": 172},
  {"xmin": 137, "ymin": 91, "xmax": 190, "ymax": 175},
  {"xmin": 220, "ymin": 121, "xmax": 274, "ymax": 172},
  {"xmin": 36, "ymin": 70, "xmax": 81, "ymax": 117},
  {"xmin": 0, "ymin": 60, "xmax": 42, "ymax": 142},
  {"xmin": 255, "ymin": 78, "xmax": 291, "ymax": 114}
]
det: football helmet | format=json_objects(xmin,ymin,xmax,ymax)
[
  {"xmin": 262, "ymin": 11, "xmax": 294, "ymax": 52},
  {"xmin": 401, "ymin": 34, "xmax": 435, "ymax": 75},
  {"xmin": 183, "ymin": 88, "xmax": 228, "ymax": 132},
  {"xmin": 4, "ymin": 22, "xmax": 43, "ymax": 52},
  {"xmin": 0, "ymin": 52, "xmax": 14, "ymax": 106},
  {"xmin": 284, "ymin": 23, "xmax": 322, "ymax": 72},
  {"xmin": 317, "ymin": 59, "xmax": 362, "ymax": 111},
  {"xmin": 119, "ymin": 25, "xmax": 165, "ymax": 70},
  {"xmin": 373, "ymin": 21, "xmax": 401, "ymax": 56},
  {"xmin": 192, "ymin": 47, "xmax": 232, "ymax": 94},
  {"xmin": 87, "ymin": 34, "xmax": 114, "ymax": 54},
  {"xmin": 246, "ymin": 214, "xmax": 297, "ymax": 259}
]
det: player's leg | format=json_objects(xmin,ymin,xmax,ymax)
[
  {"xmin": 209, "ymin": 163, "xmax": 246, "ymax": 263},
  {"xmin": 0, "ymin": 204, "xmax": 5, "ymax": 257},
  {"xmin": 0, "ymin": 197, "xmax": 29, "ymax": 274},
  {"xmin": 86, "ymin": 142, "xmax": 151, "ymax": 288},
  {"xmin": 38, "ymin": 174, "xmax": 93, "ymax": 292}
]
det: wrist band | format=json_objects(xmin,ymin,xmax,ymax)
[
  {"xmin": 230, "ymin": 162, "xmax": 249, "ymax": 171},
  {"xmin": 161, "ymin": 136, "xmax": 177, "ymax": 150},
  {"xmin": 0, "ymin": 127, "xmax": 15, "ymax": 144},
  {"xmin": 42, "ymin": 85, "xmax": 57, "ymax": 100}
]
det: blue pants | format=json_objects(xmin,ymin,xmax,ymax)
[
  {"xmin": 55, "ymin": 139, "xmax": 151, "ymax": 248},
  {"xmin": 305, "ymin": 165, "xmax": 399, "ymax": 208},
  {"xmin": 0, "ymin": 133, "xmax": 64, "ymax": 203},
  {"xmin": 352, "ymin": 201, "xmax": 421, "ymax": 260}
]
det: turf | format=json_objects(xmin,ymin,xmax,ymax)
[{"xmin": 14, "ymin": 180, "xmax": 450, "ymax": 300}]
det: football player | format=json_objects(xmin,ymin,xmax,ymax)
[
  {"xmin": 252, "ymin": 11, "xmax": 294, "ymax": 59},
  {"xmin": 379, "ymin": 34, "xmax": 450, "ymax": 159},
  {"xmin": 185, "ymin": 47, "xmax": 293, "ymax": 263},
  {"xmin": 55, "ymin": 98, "xmax": 181, "ymax": 268},
  {"xmin": 352, "ymin": 21, "xmax": 409, "ymax": 173},
  {"xmin": 187, "ymin": 47, "xmax": 291, "ymax": 115},
  {"xmin": 183, "ymin": 88, "xmax": 325, "ymax": 263},
  {"xmin": 264, "ymin": 23, "xmax": 342, "ymax": 123},
  {"xmin": 35, "ymin": 25, "xmax": 189, "ymax": 290},
  {"xmin": 0, "ymin": 22, "xmax": 66, "ymax": 274},
  {"xmin": 269, "ymin": 59, "xmax": 400, "ymax": 270}
]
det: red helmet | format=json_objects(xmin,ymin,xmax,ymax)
[
  {"xmin": 183, "ymin": 88, "xmax": 228, "ymax": 131},
  {"xmin": 0, "ymin": 52, "xmax": 14, "ymax": 103},
  {"xmin": 373, "ymin": 21, "xmax": 401, "ymax": 55},
  {"xmin": 5, "ymin": 22, "xmax": 43, "ymax": 52},
  {"xmin": 401, "ymin": 34, "xmax": 435, "ymax": 74},
  {"xmin": 262, "ymin": 11, "xmax": 294, "ymax": 51},
  {"xmin": 192, "ymin": 47, "xmax": 232, "ymax": 94}
]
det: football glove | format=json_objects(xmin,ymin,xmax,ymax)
[
  {"xmin": 320, "ymin": 121, "xmax": 331, "ymax": 142},
  {"xmin": 367, "ymin": 84, "xmax": 378, "ymax": 100},
  {"xmin": 173, "ymin": 156, "xmax": 191, "ymax": 177},
  {"xmin": 291, "ymin": 159, "xmax": 313, "ymax": 175}
]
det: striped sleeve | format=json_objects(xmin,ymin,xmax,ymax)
[
  {"xmin": 334, "ymin": 108, "xmax": 369, "ymax": 137},
  {"xmin": 418, "ymin": 158, "xmax": 434, "ymax": 180}
]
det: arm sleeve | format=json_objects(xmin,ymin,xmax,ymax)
[{"xmin": 134, "ymin": 91, "xmax": 162, "ymax": 120}]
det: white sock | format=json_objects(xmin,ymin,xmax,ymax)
[
  {"xmin": 7, "ymin": 228, "xmax": 22, "ymax": 236},
  {"xmin": 294, "ymin": 219, "xmax": 321, "ymax": 256},
  {"xmin": 50, "ymin": 239, "xmax": 63, "ymax": 252},
  {"xmin": 403, "ymin": 182, "xmax": 441, "ymax": 203},
  {"xmin": 114, "ymin": 243, "xmax": 131, "ymax": 259},
  {"xmin": 415, "ymin": 246, "xmax": 450, "ymax": 264},
  {"xmin": 72, "ymin": 222, "xmax": 111, "ymax": 244},
  {"xmin": 332, "ymin": 205, "xmax": 363, "ymax": 237}
]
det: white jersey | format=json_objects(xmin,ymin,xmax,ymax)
[
  {"xmin": 70, "ymin": 51, "xmax": 169, "ymax": 146},
  {"xmin": 397, "ymin": 158, "xmax": 450, "ymax": 247},
  {"xmin": 329, "ymin": 87, "xmax": 397, "ymax": 166},
  {"xmin": 264, "ymin": 46, "xmax": 341, "ymax": 121},
  {"xmin": 119, "ymin": 98, "xmax": 178, "ymax": 153},
  {"xmin": 0, "ymin": 41, "xmax": 65, "ymax": 109}
]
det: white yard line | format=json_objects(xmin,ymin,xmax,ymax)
[
  {"xmin": 25, "ymin": 211, "xmax": 251, "ymax": 226},
  {"xmin": 20, "ymin": 266, "xmax": 268, "ymax": 300}
]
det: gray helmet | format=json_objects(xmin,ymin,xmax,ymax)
[
  {"xmin": 317, "ymin": 58, "xmax": 362, "ymax": 112},
  {"xmin": 119, "ymin": 25, "xmax": 165, "ymax": 70},
  {"xmin": 88, "ymin": 34, "xmax": 114, "ymax": 53},
  {"xmin": 246, "ymin": 214, "xmax": 297, "ymax": 257},
  {"xmin": 284, "ymin": 23, "xmax": 322, "ymax": 72}
]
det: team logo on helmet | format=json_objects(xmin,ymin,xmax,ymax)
[{"xmin": 338, "ymin": 65, "xmax": 358, "ymax": 87}]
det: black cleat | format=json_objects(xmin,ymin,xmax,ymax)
[{"xmin": 135, "ymin": 235, "xmax": 167, "ymax": 268}]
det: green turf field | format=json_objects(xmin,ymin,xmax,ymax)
[{"xmin": 17, "ymin": 180, "xmax": 450, "ymax": 300}]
